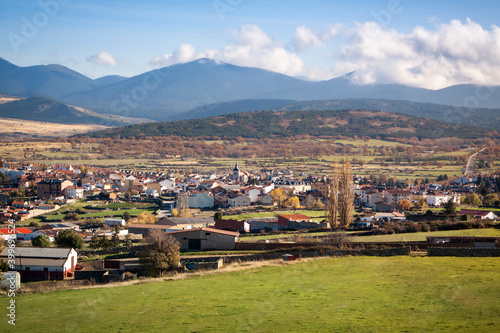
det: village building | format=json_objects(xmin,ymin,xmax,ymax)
[
  {"xmin": 36, "ymin": 179, "xmax": 74, "ymax": 199},
  {"xmin": 168, "ymin": 227, "xmax": 239, "ymax": 251},
  {"xmin": 0, "ymin": 247, "xmax": 77, "ymax": 282}
]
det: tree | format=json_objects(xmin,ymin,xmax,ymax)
[
  {"xmin": 134, "ymin": 211, "xmax": 157, "ymax": 224},
  {"xmin": 270, "ymin": 188, "xmax": 288, "ymax": 208},
  {"xmin": 111, "ymin": 226, "xmax": 120, "ymax": 247},
  {"xmin": 482, "ymin": 193, "xmax": 499, "ymax": 207},
  {"xmin": 214, "ymin": 212, "xmax": 223, "ymax": 220},
  {"xmin": 398, "ymin": 199, "xmax": 412, "ymax": 211},
  {"xmin": 98, "ymin": 235, "xmax": 111, "ymax": 249},
  {"xmin": 289, "ymin": 196, "xmax": 301, "ymax": 209},
  {"xmin": 89, "ymin": 234, "xmax": 100, "ymax": 249},
  {"xmin": 122, "ymin": 211, "xmax": 131, "ymax": 222},
  {"xmin": 463, "ymin": 193, "xmax": 482, "ymax": 206},
  {"xmin": 0, "ymin": 259, "xmax": 8, "ymax": 272},
  {"xmin": 123, "ymin": 233, "xmax": 132, "ymax": 249},
  {"xmin": 338, "ymin": 159, "xmax": 354, "ymax": 228},
  {"xmin": 143, "ymin": 229, "xmax": 180, "ymax": 277},
  {"xmin": 31, "ymin": 235, "xmax": 51, "ymax": 247},
  {"xmin": 63, "ymin": 212, "xmax": 80, "ymax": 221},
  {"xmin": 171, "ymin": 208, "xmax": 179, "ymax": 217},
  {"xmin": 55, "ymin": 229, "xmax": 83, "ymax": 249},
  {"xmin": 325, "ymin": 162, "xmax": 339, "ymax": 228},
  {"xmin": 443, "ymin": 198, "xmax": 457, "ymax": 217}
]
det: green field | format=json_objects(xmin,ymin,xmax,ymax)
[
  {"xmin": 350, "ymin": 228, "xmax": 500, "ymax": 242},
  {"xmin": 4, "ymin": 256, "xmax": 499, "ymax": 332},
  {"xmin": 223, "ymin": 209, "xmax": 325, "ymax": 220}
]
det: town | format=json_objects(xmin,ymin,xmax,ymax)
[{"xmin": 0, "ymin": 153, "xmax": 499, "ymax": 288}]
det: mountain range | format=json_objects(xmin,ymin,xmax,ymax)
[{"xmin": 0, "ymin": 57, "xmax": 499, "ymax": 123}]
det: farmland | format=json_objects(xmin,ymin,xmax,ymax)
[{"xmin": 5, "ymin": 256, "xmax": 500, "ymax": 332}]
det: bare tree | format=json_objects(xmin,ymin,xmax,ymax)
[
  {"xmin": 325, "ymin": 162, "xmax": 339, "ymax": 228},
  {"xmin": 143, "ymin": 229, "xmax": 180, "ymax": 276},
  {"xmin": 178, "ymin": 192, "xmax": 193, "ymax": 217},
  {"xmin": 338, "ymin": 159, "xmax": 354, "ymax": 228}
]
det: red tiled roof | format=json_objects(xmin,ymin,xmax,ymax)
[{"xmin": 457, "ymin": 209, "xmax": 495, "ymax": 217}]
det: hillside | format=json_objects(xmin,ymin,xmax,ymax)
[
  {"xmin": 0, "ymin": 57, "xmax": 98, "ymax": 99},
  {"xmin": 274, "ymin": 99, "xmax": 500, "ymax": 130},
  {"xmin": 173, "ymin": 99, "xmax": 295, "ymax": 120},
  {"xmin": 178, "ymin": 98, "xmax": 500, "ymax": 130},
  {"xmin": 82, "ymin": 109, "xmax": 497, "ymax": 140},
  {"xmin": 0, "ymin": 97, "xmax": 153, "ymax": 126}
]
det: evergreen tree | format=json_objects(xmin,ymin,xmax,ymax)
[
  {"xmin": 32, "ymin": 235, "xmax": 51, "ymax": 247},
  {"xmin": 99, "ymin": 235, "xmax": 111, "ymax": 249},
  {"xmin": 111, "ymin": 226, "xmax": 120, "ymax": 247},
  {"xmin": 443, "ymin": 198, "xmax": 457, "ymax": 217},
  {"xmin": 89, "ymin": 234, "xmax": 100, "ymax": 249}
]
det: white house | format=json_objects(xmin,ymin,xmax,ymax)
[
  {"xmin": 0, "ymin": 247, "xmax": 77, "ymax": 281},
  {"xmin": 64, "ymin": 186, "xmax": 84, "ymax": 199},
  {"xmin": 19, "ymin": 229, "xmax": 56, "ymax": 242},
  {"xmin": 425, "ymin": 192, "xmax": 460, "ymax": 206},
  {"xmin": 228, "ymin": 195, "xmax": 251, "ymax": 208},
  {"xmin": 243, "ymin": 187, "xmax": 263, "ymax": 203},
  {"xmin": 159, "ymin": 179, "xmax": 176, "ymax": 191}
]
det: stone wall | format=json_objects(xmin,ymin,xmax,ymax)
[
  {"xmin": 223, "ymin": 246, "xmax": 411, "ymax": 264},
  {"xmin": 78, "ymin": 245, "xmax": 147, "ymax": 257},
  {"xmin": 428, "ymin": 247, "xmax": 500, "ymax": 257}
]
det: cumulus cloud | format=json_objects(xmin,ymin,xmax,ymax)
[
  {"xmin": 292, "ymin": 24, "xmax": 342, "ymax": 51},
  {"xmin": 149, "ymin": 44, "xmax": 196, "ymax": 68},
  {"xmin": 150, "ymin": 25, "xmax": 304, "ymax": 77},
  {"xmin": 332, "ymin": 18, "xmax": 500, "ymax": 89},
  {"xmin": 86, "ymin": 51, "xmax": 117, "ymax": 66},
  {"xmin": 147, "ymin": 20, "xmax": 500, "ymax": 89}
]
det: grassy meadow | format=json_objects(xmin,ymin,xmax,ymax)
[{"xmin": 3, "ymin": 256, "xmax": 499, "ymax": 332}]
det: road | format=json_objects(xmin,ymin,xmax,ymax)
[{"xmin": 464, "ymin": 147, "xmax": 486, "ymax": 177}]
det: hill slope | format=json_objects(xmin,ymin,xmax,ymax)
[
  {"xmin": 82, "ymin": 109, "xmax": 497, "ymax": 140},
  {"xmin": 0, "ymin": 57, "xmax": 98, "ymax": 99},
  {"xmin": 178, "ymin": 98, "xmax": 500, "ymax": 130},
  {"xmin": 274, "ymin": 99, "xmax": 500, "ymax": 130},
  {"xmin": 0, "ymin": 97, "xmax": 152, "ymax": 126}
]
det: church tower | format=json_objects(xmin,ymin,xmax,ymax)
[{"xmin": 232, "ymin": 162, "xmax": 240, "ymax": 182}]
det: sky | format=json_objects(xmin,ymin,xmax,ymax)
[{"xmin": 1, "ymin": 0, "xmax": 499, "ymax": 89}]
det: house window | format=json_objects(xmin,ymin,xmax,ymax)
[
  {"xmin": 44, "ymin": 268, "xmax": 48, "ymax": 271},
  {"xmin": 205, "ymin": 232, "xmax": 211, "ymax": 235},
  {"xmin": 25, "ymin": 267, "xmax": 30, "ymax": 271}
]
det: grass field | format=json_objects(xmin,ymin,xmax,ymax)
[
  {"xmin": 223, "ymin": 210, "xmax": 325, "ymax": 220},
  {"xmin": 4, "ymin": 256, "xmax": 499, "ymax": 332},
  {"xmin": 350, "ymin": 228, "xmax": 500, "ymax": 242}
]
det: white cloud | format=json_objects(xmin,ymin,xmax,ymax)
[
  {"xmin": 332, "ymin": 18, "xmax": 500, "ymax": 89},
  {"xmin": 149, "ymin": 44, "xmax": 196, "ymax": 68},
  {"xmin": 86, "ymin": 51, "xmax": 117, "ymax": 66},
  {"xmin": 292, "ymin": 24, "xmax": 342, "ymax": 51},
  {"xmin": 200, "ymin": 25, "xmax": 304, "ymax": 76},
  {"xmin": 293, "ymin": 26, "xmax": 322, "ymax": 51},
  {"xmin": 147, "ymin": 20, "xmax": 500, "ymax": 89},
  {"xmin": 150, "ymin": 25, "xmax": 304, "ymax": 77}
]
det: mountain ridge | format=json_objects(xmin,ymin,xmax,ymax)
[
  {"xmin": 80, "ymin": 109, "xmax": 498, "ymax": 140},
  {"xmin": 1, "ymin": 57, "xmax": 500, "ymax": 122}
]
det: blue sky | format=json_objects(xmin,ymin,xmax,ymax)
[{"xmin": 1, "ymin": 0, "xmax": 499, "ymax": 89}]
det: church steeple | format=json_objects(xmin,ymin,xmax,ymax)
[{"xmin": 232, "ymin": 162, "xmax": 240, "ymax": 182}]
